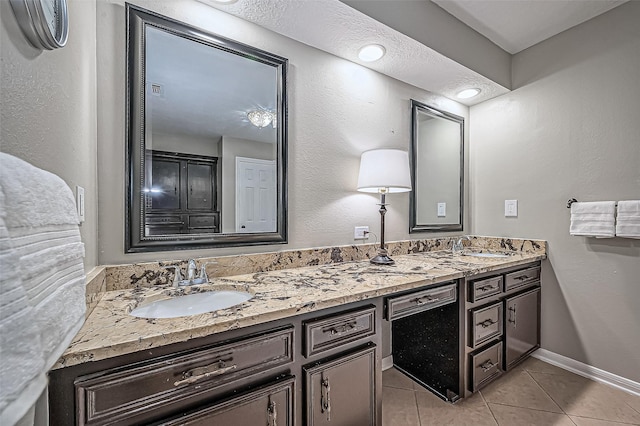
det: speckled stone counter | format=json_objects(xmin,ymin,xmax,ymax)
[{"xmin": 57, "ymin": 237, "xmax": 546, "ymax": 369}]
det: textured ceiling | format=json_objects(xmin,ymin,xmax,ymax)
[
  {"xmin": 432, "ymin": 0, "xmax": 627, "ymax": 54},
  {"xmin": 197, "ymin": 0, "xmax": 510, "ymax": 106}
]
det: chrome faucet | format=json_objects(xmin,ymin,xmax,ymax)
[
  {"xmin": 162, "ymin": 259, "xmax": 214, "ymax": 287},
  {"xmin": 452, "ymin": 235, "xmax": 471, "ymax": 254}
]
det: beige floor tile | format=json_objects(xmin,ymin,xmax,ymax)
[
  {"xmin": 622, "ymin": 392, "xmax": 640, "ymax": 414},
  {"xmin": 488, "ymin": 403, "xmax": 575, "ymax": 426},
  {"xmin": 530, "ymin": 371, "xmax": 640, "ymax": 424},
  {"xmin": 416, "ymin": 390, "xmax": 497, "ymax": 426},
  {"xmin": 519, "ymin": 357, "xmax": 574, "ymax": 376},
  {"xmin": 569, "ymin": 415, "xmax": 640, "ymax": 426},
  {"xmin": 382, "ymin": 386, "xmax": 420, "ymax": 426},
  {"xmin": 481, "ymin": 370, "xmax": 563, "ymax": 413},
  {"xmin": 383, "ymin": 367, "xmax": 417, "ymax": 390}
]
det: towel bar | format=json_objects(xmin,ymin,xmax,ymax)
[{"xmin": 567, "ymin": 199, "xmax": 619, "ymax": 209}]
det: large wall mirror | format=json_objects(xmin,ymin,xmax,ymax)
[
  {"xmin": 126, "ymin": 5, "xmax": 287, "ymax": 252},
  {"xmin": 409, "ymin": 100, "xmax": 464, "ymax": 233}
]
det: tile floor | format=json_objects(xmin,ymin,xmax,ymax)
[{"xmin": 383, "ymin": 357, "xmax": 640, "ymax": 425}]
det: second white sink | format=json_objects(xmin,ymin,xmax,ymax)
[{"xmin": 130, "ymin": 290, "xmax": 253, "ymax": 319}]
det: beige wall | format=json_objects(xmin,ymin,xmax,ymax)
[
  {"xmin": 97, "ymin": 0, "xmax": 469, "ymax": 264},
  {"xmin": 0, "ymin": 0, "xmax": 98, "ymax": 270},
  {"xmin": 470, "ymin": 2, "xmax": 640, "ymax": 381}
]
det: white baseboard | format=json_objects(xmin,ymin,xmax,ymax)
[
  {"xmin": 532, "ymin": 348, "xmax": 640, "ymax": 397},
  {"xmin": 382, "ymin": 355, "xmax": 393, "ymax": 371}
]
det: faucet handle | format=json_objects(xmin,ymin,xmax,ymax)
[
  {"xmin": 162, "ymin": 265, "xmax": 183, "ymax": 287},
  {"xmin": 199, "ymin": 261, "xmax": 218, "ymax": 281}
]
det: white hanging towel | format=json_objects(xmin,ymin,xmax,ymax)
[
  {"xmin": 569, "ymin": 201, "xmax": 616, "ymax": 238},
  {"xmin": 0, "ymin": 153, "xmax": 86, "ymax": 426},
  {"xmin": 616, "ymin": 200, "xmax": 640, "ymax": 239}
]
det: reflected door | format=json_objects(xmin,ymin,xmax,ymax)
[{"xmin": 236, "ymin": 157, "xmax": 276, "ymax": 233}]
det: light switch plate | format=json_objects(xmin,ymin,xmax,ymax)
[
  {"xmin": 76, "ymin": 186, "xmax": 85, "ymax": 223},
  {"xmin": 505, "ymin": 199, "xmax": 518, "ymax": 217},
  {"xmin": 437, "ymin": 202, "xmax": 446, "ymax": 217}
]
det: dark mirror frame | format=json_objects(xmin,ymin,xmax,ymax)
[
  {"xmin": 126, "ymin": 5, "xmax": 288, "ymax": 253},
  {"xmin": 409, "ymin": 100, "xmax": 464, "ymax": 233}
]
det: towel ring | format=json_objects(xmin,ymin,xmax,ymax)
[{"xmin": 567, "ymin": 198, "xmax": 578, "ymax": 208}]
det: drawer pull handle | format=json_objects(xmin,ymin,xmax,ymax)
[
  {"xmin": 174, "ymin": 358, "xmax": 236, "ymax": 386},
  {"xmin": 516, "ymin": 275, "xmax": 530, "ymax": 281},
  {"xmin": 478, "ymin": 285, "xmax": 496, "ymax": 292},
  {"xmin": 267, "ymin": 399, "xmax": 277, "ymax": 426},
  {"xmin": 324, "ymin": 321, "xmax": 357, "ymax": 335},
  {"xmin": 412, "ymin": 296, "xmax": 440, "ymax": 305},
  {"xmin": 479, "ymin": 360, "xmax": 498, "ymax": 372},
  {"xmin": 321, "ymin": 376, "xmax": 331, "ymax": 422},
  {"xmin": 508, "ymin": 305, "xmax": 517, "ymax": 325},
  {"xmin": 478, "ymin": 319, "xmax": 497, "ymax": 328}
]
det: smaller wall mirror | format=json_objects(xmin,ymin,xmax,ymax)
[
  {"xmin": 126, "ymin": 5, "xmax": 288, "ymax": 252},
  {"xmin": 409, "ymin": 100, "xmax": 464, "ymax": 233}
]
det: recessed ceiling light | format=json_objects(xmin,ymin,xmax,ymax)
[
  {"xmin": 457, "ymin": 88, "xmax": 481, "ymax": 99},
  {"xmin": 212, "ymin": 0, "xmax": 238, "ymax": 4},
  {"xmin": 358, "ymin": 44, "xmax": 386, "ymax": 62}
]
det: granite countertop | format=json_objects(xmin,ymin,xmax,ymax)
[{"xmin": 55, "ymin": 249, "xmax": 545, "ymax": 369}]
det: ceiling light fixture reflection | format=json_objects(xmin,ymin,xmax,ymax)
[
  {"xmin": 358, "ymin": 44, "xmax": 386, "ymax": 62},
  {"xmin": 247, "ymin": 109, "xmax": 276, "ymax": 128},
  {"xmin": 457, "ymin": 88, "xmax": 481, "ymax": 99}
]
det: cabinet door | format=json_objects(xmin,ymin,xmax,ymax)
[
  {"xmin": 305, "ymin": 344, "xmax": 376, "ymax": 426},
  {"xmin": 158, "ymin": 376, "xmax": 294, "ymax": 426},
  {"xmin": 150, "ymin": 158, "xmax": 181, "ymax": 210},
  {"xmin": 505, "ymin": 287, "xmax": 540, "ymax": 369},
  {"xmin": 187, "ymin": 162, "xmax": 214, "ymax": 210}
]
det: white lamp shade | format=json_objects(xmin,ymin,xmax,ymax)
[{"xmin": 357, "ymin": 149, "xmax": 412, "ymax": 193}]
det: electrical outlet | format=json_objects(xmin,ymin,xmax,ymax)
[
  {"xmin": 354, "ymin": 226, "xmax": 369, "ymax": 239},
  {"xmin": 505, "ymin": 199, "xmax": 518, "ymax": 217},
  {"xmin": 437, "ymin": 202, "xmax": 446, "ymax": 217}
]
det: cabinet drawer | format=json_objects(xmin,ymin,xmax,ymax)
[
  {"xmin": 158, "ymin": 375, "xmax": 294, "ymax": 426},
  {"xmin": 468, "ymin": 276, "xmax": 503, "ymax": 303},
  {"xmin": 505, "ymin": 266, "xmax": 541, "ymax": 291},
  {"xmin": 386, "ymin": 282, "xmax": 457, "ymax": 321},
  {"xmin": 75, "ymin": 327, "xmax": 293, "ymax": 426},
  {"xmin": 470, "ymin": 341, "xmax": 503, "ymax": 392},
  {"xmin": 188, "ymin": 213, "xmax": 218, "ymax": 229},
  {"xmin": 303, "ymin": 305, "xmax": 376, "ymax": 357},
  {"xmin": 470, "ymin": 301, "xmax": 503, "ymax": 348}
]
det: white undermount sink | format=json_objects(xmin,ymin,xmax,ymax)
[
  {"xmin": 462, "ymin": 251, "xmax": 511, "ymax": 258},
  {"xmin": 130, "ymin": 290, "xmax": 253, "ymax": 319}
]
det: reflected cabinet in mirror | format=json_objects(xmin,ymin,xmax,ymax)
[
  {"xmin": 126, "ymin": 5, "xmax": 287, "ymax": 252},
  {"xmin": 409, "ymin": 100, "xmax": 464, "ymax": 233}
]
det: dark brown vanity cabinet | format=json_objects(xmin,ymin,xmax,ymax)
[
  {"xmin": 464, "ymin": 262, "xmax": 541, "ymax": 396},
  {"xmin": 304, "ymin": 344, "xmax": 377, "ymax": 426},
  {"xmin": 388, "ymin": 282, "xmax": 461, "ymax": 402},
  {"xmin": 52, "ymin": 326, "xmax": 294, "ymax": 425},
  {"xmin": 50, "ymin": 300, "xmax": 383, "ymax": 425},
  {"xmin": 302, "ymin": 305, "xmax": 380, "ymax": 426},
  {"xmin": 145, "ymin": 150, "xmax": 220, "ymax": 235},
  {"xmin": 504, "ymin": 287, "xmax": 541, "ymax": 370},
  {"xmin": 157, "ymin": 375, "xmax": 294, "ymax": 426}
]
